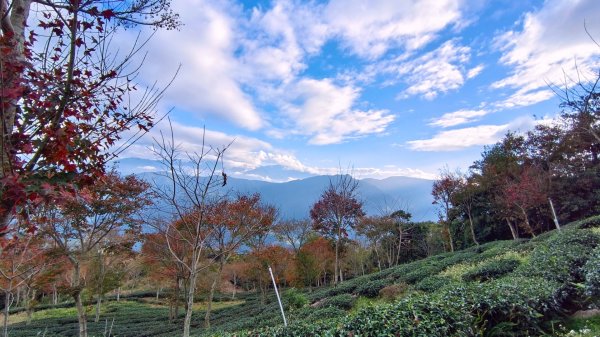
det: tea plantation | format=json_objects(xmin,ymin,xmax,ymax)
[{"xmin": 8, "ymin": 216, "xmax": 600, "ymax": 336}]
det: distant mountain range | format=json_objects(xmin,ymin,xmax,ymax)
[{"xmin": 115, "ymin": 158, "xmax": 437, "ymax": 221}]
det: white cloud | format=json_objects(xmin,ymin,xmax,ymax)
[
  {"xmin": 324, "ymin": 0, "xmax": 464, "ymax": 59},
  {"xmin": 119, "ymin": 121, "xmax": 315, "ymax": 174},
  {"xmin": 492, "ymin": 0, "xmax": 600, "ymax": 106},
  {"xmin": 408, "ymin": 116, "xmax": 544, "ymax": 151},
  {"xmin": 467, "ymin": 64, "xmax": 484, "ymax": 79},
  {"xmin": 131, "ymin": 0, "xmax": 264, "ymax": 130},
  {"xmin": 281, "ymin": 78, "xmax": 395, "ymax": 145},
  {"xmin": 429, "ymin": 109, "xmax": 489, "ymax": 128},
  {"xmin": 394, "ymin": 40, "xmax": 471, "ymax": 99},
  {"xmin": 407, "ymin": 124, "xmax": 509, "ymax": 151},
  {"xmin": 494, "ymin": 89, "xmax": 554, "ymax": 109}
]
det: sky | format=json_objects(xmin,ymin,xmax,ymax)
[{"xmin": 115, "ymin": 0, "xmax": 600, "ymax": 182}]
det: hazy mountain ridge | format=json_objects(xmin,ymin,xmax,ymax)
[{"xmin": 117, "ymin": 158, "xmax": 435, "ymax": 221}]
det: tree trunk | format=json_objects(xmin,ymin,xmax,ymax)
[
  {"xmin": 467, "ymin": 212, "xmax": 479, "ymax": 245},
  {"xmin": 445, "ymin": 221, "xmax": 454, "ymax": 252},
  {"xmin": 182, "ymin": 267, "xmax": 199, "ymax": 337},
  {"xmin": 520, "ymin": 208, "xmax": 536, "ymax": 238},
  {"xmin": 506, "ymin": 218, "xmax": 519, "ymax": 240},
  {"xmin": 116, "ymin": 287, "xmax": 120, "ymax": 302},
  {"xmin": 334, "ymin": 229, "xmax": 340, "ymax": 286},
  {"xmin": 25, "ymin": 289, "xmax": 35, "ymax": 325},
  {"xmin": 3, "ymin": 291, "xmax": 11, "ymax": 337},
  {"xmin": 75, "ymin": 291, "xmax": 88, "ymax": 337},
  {"xmin": 72, "ymin": 262, "xmax": 88, "ymax": 337},
  {"xmin": 0, "ymin": 0, "xmax": 33, "ymax": 232},
  {"xmin": 231, "ymin": 272, "xmax": 237, "ymax": 300},
  {"xmin": 94, "ymin": 296, "xmax": 102, "ymax": 323},
  {"xmin": 395, "ymin": 225, "xmax": 403, "ymax": 265},
  {"xmin": 204, "ymin": 267, "xmax": 221, "ymax": 328},
  {"xmin": 52, "ymin": 283, "xmax": 58, "ymax": 305},
  {"xmin": 374, "ymin": 247, "xmax": 382, "ymax": 271}
]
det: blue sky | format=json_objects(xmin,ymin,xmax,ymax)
[{"xmin": 117, "ymin": 0, "xmax": 600, "ymax": 182}]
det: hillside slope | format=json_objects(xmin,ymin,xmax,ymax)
[{"xmin": 8, "ymin": 216, "xmax": 600, "ymax": 337}]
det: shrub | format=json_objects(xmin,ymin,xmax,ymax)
[
  {"xmin": 378, "ymin": 283, "xmax": 408, "ymax": 300},
  {"xmin": 518, "ymin": 229, "xmax": 600, "ymax": 283},
  {"xmin": 355, "ymin": 279, "xmax": 389, "ymax": 298},
  {"xmin": 414, "ymin": 275, "xmax": 457, "ymax": 293},
  {"xmin": 321, "ymin": 293, "xmax": 355, "ymax": 310},
  {"xmin": 282, "ymin": 288, "xmax": 308, "ymax": 310},
  {"xmin": 462, "ymin": 258, "xmax": 521, "ymax": 282},
  {"xmin": 583, "ymin": 246, "xmax": 600, "ymax": 303},
  {"xmin": 468, "ymin": 276, "xmax": 563, "ymax": 335},
  {"xmin": 565, "ymin": 215, "xmax": 600, "ymax": 229}
]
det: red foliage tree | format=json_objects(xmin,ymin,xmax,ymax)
[
  {"xmin": 296, "ymin": 237, "xmax": 334, "ymax": 288},
  {"xmin": 203, "ymin": 193, "xmax": 275, "ymax": 327},
  {"xmin": 36, "ymin": 172, "xmax": 151, "ymax": 337},
  {"xmin": 499, "ymin": 165, "xmax": 547, "ymax": 237},
  {"xmin": 0, "ymin": 0, "xmax": 179, "ymax": 237},
  {"xmin": 310, "ymin": 175, "xmax": 364, "ymax": 285},
  {"xmin": 432, "ymin": 170, "xmax": 461, "ymax": 252}
]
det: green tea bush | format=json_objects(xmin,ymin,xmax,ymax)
[
  {"xmin": 583, "ymin": 246, "xmax": 600, "ymax": 303},
  {"xmin": 468, "ymin": 276, "xmax": 562, "ymax": 335},
  {"xmin": 354, "ymin": 279, "xmax": 389, "ymax": 298},
  {"xmin": 518, "ymin": 229, "xmax": 600, "ymax": 283},
  {"xmin": 462, "ymin": 258, "xmax": 521, "ymax": 282},
  {"xmin": 565, "ymin": 215, "xmax": 600, "ymax": 229},
  {"xmin": 414, "ymin": 275, "xmax": 457, "ymax": 292},
  {"xmin": 321, "ymin": 293, "xmax": 355, "ymax": 310}
]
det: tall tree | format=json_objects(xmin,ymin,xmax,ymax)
[
  {"xmin": 310, "ymin": 174, "xmax": 364, "ymax": 285},
  {"xmin": 432, "ymin": 170, "xmax": 461, "ymax": 252},
  {"xmin": 203, "ymin": 194, "xmax": 275, "ymax": 328},
  {"xmin": 0, "ymin": 234, "xmax": 45, "ymax": 337},
  {"xmin": 36, "ymin": 172, "xmax": 151, "ymax": 337},
  {"xmin": 0, "ymin": 0, "xmax": 179, "ymax": 235},
  {"xmin": 452, "ymin": 174, "xmax": 480, "ymax": 246},
  {"xmin": 151, "ymin": 126, "xmax": 229, "ymax": 337},
  {"xmin": 273, "ymin": 219, "xmax": 312, "ymax": 253}
]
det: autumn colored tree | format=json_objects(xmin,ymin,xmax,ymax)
[
  {"xmin": 499, "ymin": 165, "xmax": 547, "ymax": 237},
  {"xmin": 141, "ymin": 232, "xmax": 189, "ymax": 322},
  {"xmin": 87, "ymin": 233, "xmax": 137, "ymax": 322},
  {"xmin": 246, "ymin": 245, "xmax": 294, "ymax": 304},
  {"xmin": 203, "ymin": 193, "xmax": 276, "ymax": 328},
  {"xmin": 432, "ymin": 170, "xmax": 461, "ymax": 252},
  {"xmin": 451, "ymin": 174, "xmax": 480, "ymax": 246},
  {"xmin": 0, "ymin": 234, "xmax": 46, "ymax": 337},
  {"xmin": 0, "ymin": 0, "xmax": 179, "ymax": 237},
  {"xmin": 296, "ymin": 237, "xmax": 334, "ymax": 288},
  {"xmin": 36, "ymin": 172, "xmax": 151, "ymax": 337},
  {"xmin": 310, "ymin": 174, "xmax": 364, "ymax": 285},
  {"xmin": 151, "ymin": 126, "xmax": 229, "ymax": 337},
  {"xmin": 273, "ymin": 219, "xmax": 312, "ymax": 253}
]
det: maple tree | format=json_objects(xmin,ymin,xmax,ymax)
[
  {"xmin": 141, "ymin": 232, "xmax": 189, "ymax": 322},
  {"xmin": 431, "ymin": 170, "xmax": 461, "ymax": 252},
  {"xmin": 273, "ymin": 219, "xmax": 312, "ymax": 253},
  {"xmin": 310, "ymin": 174, "xmax": 364, "ymax": 286},
  {"xmin": 246, "ymin": 245, "xmax": 294, "ymax": 304},
  {"xmin": 499, "ymin": 165, "xmax": 547, "ymax": 237},
  {"xmin": 296, "ymin": 236, "xmax": 334, "ymax": 288},
  {"xmin": 203, "ymin": 193, "xmax": 275, "ymax": 328},
  {"xmin": 0, "ymin": 233, "xmax": 46, "ymax": 337},
  {"xmin": 35, "ymin": 172, "xmax": 151, "ymax": 337},
  {"xmin": 151, "ymin": 126, "xmax": 229, "ymax": 337},
  {"xmin": 0, "ymin": 0, "xmax": 179, "ymax": 238}
]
